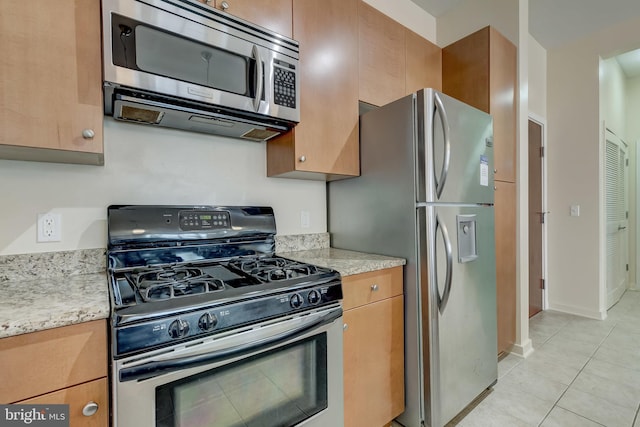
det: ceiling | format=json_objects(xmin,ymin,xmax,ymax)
[{"xmin": 410, "ymin": 0, "xmax": 640, "ymax": 77}]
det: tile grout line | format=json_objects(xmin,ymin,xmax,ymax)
[{"xmin": 535, "ymin": 315, "xmax": 619, "ymax": 426}]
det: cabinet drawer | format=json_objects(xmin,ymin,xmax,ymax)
[
  {"xmin": 19, "ymin": 378, "xmax": 108, "ymax": 427},
  {"xmin": 0, "ymin": 320, "xmax": 107, "ymax": 403},
  {"xmin": 342, "ymin": 266, "xmax": 403, "ymax": 310}
]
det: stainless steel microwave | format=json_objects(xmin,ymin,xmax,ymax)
[{"xmin": 101, "ymin": 0, "xmax": 300, "ymax": 141}]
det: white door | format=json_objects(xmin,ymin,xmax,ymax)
[{"xmin": 605, "ymin": 129, "xmax": 628, "ymax": 309}]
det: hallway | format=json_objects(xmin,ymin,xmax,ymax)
[{"xmin": 454, "ymin": 290, "xmax": 640, "ymax": 426}]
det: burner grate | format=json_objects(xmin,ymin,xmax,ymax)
[
  {"xmin": 229, "ymin": 257, "xmax": 319, "ymax": 282},
  {"xmin": 133, "ymin": 266, "xmax": 225, "ymax": 301}
]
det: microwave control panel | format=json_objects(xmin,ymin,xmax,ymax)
[{"xmin": 273, "ymin": 60, "xmax": 296, "ymax": 109}]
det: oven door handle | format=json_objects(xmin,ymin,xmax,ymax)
[{"xmin": 119, "ymin": 307, "xmax": 342, "ymax": 382}]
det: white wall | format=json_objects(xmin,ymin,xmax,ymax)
[
  {"xmin": 436, "ymin": 0, "xmax": 518, "ymax": 47},
  {"xmin": 0, "ymin": 119, "xmax": 326, "ymax": 255},
  {"xmin": 0, "ymin": 1, "xmax": 437, "ymax": 257},
  {"xmin": 362, "ymin": 0, "xmax": 436, "ymax": 42},
  {"xmin": 528, "ymin": 36, "xmax": 547, "ymax": 119},
  {"xmin": 600, "ymin": 57, "xmax": 627, "ymax": 135},
  {"xmin": 546, "ymin": 17, "xmax": 640, "ymax": 319},
  {"xmin": 627, "ymin": 75, "xmax": 640, "ymax": 289}
]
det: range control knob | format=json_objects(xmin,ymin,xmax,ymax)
[
  {"xmin": 198, "ymin": 312, "xmax": 218, "ymax": 331},
  {"xmin": 290, "ymin": 293, "xmax": 303, "ymax": 309},
  {"xmin": 308, "ymin": 289, "xmax": 321, "ymax": 305},
  {"xmin": 168, "ymin": 319, "xmax": 190, "ymax": 339}
]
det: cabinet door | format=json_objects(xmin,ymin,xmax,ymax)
[
  {"xmin": 405, "ymin": 29, "xmax": 442, "ymax": 94},
  {"xmin": 209, "ymin": 0, "xmax": 293, "ymax": 38},
  {"xmin": 495, "ymin": 181, "xmax": 516, "ymax": 354},
  {"xmin": 0, "ymin": 0, "xmax": 103, "ymax": 162},
  {"xmin": 267, "ymin": 0, "xmax": 359, "ymax": 179},
  {"xmin": 441, "ymin": 27, "xmax": 490, "ymax": 113},
  {"xmin": 343, "ymin": 295, "xmax": 404, "ymax": 427},
  {"xmin": 442, "ymin": 27, "xmax": 516, "ymax": 183},
  {"xmin": 489, "ymin": 28, "xmax": 517, "ymax": 183},
  {"xmin": 0, "ymin": 320, "xmax": 107, "ymax": 403},
  {"xmin": 19, "ymin": 378, "xmax": 108, "ymax": 427},
  {"xmin": 358, "ymin": 1, "xmax": 405, "ymax": 107}
]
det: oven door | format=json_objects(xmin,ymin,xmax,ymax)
[
  {"xmin": 102, "ymin": 0, "xmax": 299, "ymax": 122},
  {"xmin": 113, "ymin": 305, "xmax": 343, "ymax": 427}
]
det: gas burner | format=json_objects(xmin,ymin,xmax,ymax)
[
  {"xmin": 132, "ymin": 266, "xmax": 225, "ymax": 301},
  {"xmin": 228, "ymin": 257, "xmax": 288, "ymax": 273},
  {"xmin": 230, "ymin": 258, "xmax": 319, "ymax": 282}
]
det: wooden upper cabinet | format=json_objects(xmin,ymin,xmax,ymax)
[
  {"xmin": 200, "ymin": 0, "xmax": 293, "ymax": 38},
  {"xmin": 0, "ymin": 0, "xmax": 103, "ymax": 165},
  {"xmin": 267, "ymin": 0, "xmax": 359, "ymax": 180},
  {"xmin": 405, "ymin": 28, "xmax": 442, "ymax": 94},
  {"xmin": 358, "ymin": 2, "xmax": 442, "ymax": 107},
  {"xmin": 442, "ymin": 27, "xmax": 516, "ymax": 182},
  {"xmin": 358, "ymin": 2, "xmax": 405, "ymax": 107}
]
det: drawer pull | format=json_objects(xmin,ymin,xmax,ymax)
[
  {"xmin": 371, "ymin": 284, "xmax": 379, "ymax": 291},
  {"xmin": 82, "ymin": 402, "xmax": 99, "ymax": 417}
]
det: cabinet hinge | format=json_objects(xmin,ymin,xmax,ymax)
[
  {"xmin": 626, "ymin": 158, "xmax": 629, "ymax": 166},
  {"xmin": 540, "ymin": 278, "xmax": 545, "ymax": 290},
  {"xmin": 626, "ymin": 211, "xmax": 629, "ymax": 219},
  {"xmin": 626, "ymin": 264, "xmax": 629, "ymax": 272},
  {"xmin": 540, "ymin": 146, "xmax": 544, "ymax": 158}
]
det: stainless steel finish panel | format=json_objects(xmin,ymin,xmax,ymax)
[
  {"xmin": 423, "ymin": 90, "xmax": 493, "ymax": 204},
  {"xmin": 114, "ymin": 306, "xmax": 344, "ymax": 427},
  {"xmin": 429, "ymin": 205, "xmax": 497, "ymax": 426},
  {"xmin": 329, "ymin": 89, "xmax": 497, "ymax": 427},
  {"xmin": 102, "ymin": 0, "xmax": 299, "ymax": 123}
]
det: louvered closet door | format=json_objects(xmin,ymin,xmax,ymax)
[{"xmin": 605, "ymin": 129, "xmax": 628, "ymax": 309}]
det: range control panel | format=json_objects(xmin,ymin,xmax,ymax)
[
  {"xmin": 114, "ymin": 281, "xmax": 343, "ymax": 357},
  {"xmin": 179, "ymin": 210, "xmax": 230, "ymax": 231}
]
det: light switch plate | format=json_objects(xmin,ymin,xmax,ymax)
[{"xmin": 570, "ymin": 205, "xmax": 580, "ymax": 217}]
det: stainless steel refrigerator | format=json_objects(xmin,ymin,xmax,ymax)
[{"xmin": 328, "ymin": 89, "xmax": 497, "ymax": 427}]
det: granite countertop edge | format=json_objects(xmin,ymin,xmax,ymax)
[
  {"xmin": 0, "ymin": 272, "xmax": 110, "ymax": 339},
  {"xmin": 277, "ymin": 248, "xmax": 406, "ymax": 277},
  {"xmin": 0, "ymin": 248, "xmax": 405, "ymax": 339}
]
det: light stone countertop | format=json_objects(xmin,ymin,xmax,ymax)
[
  {"xmin": 0, "ymin": 273, "xmax": 110, "ymax": 339},
  {"xmin": 278, "ymin": 248, "xmax": 406, "ymax": 276},
  {"xmin": 0, "ymin": 241, "xmax": 405, "ymax": 339}
]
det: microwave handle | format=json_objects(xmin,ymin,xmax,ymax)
[
  {"xmin": 118, "ymin": 307, "xmax": 342, "ymax": 382},
  {"xmin": 252, "ymin": 45, "xmax": 263, "ymax": 112}
]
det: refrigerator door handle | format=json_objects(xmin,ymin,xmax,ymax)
[
  {"xmin": 434, "ymin": 92, "xmax": 451, "ymax": 199},
  {"xmin": 436, "ymin": 214, "xmax": 453, "ymax": 314}
]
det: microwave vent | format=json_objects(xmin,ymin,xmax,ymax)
[
  {"xmin": 242, "ymin": 128, "xmax": 280, "ymax": 141},
  {"xmin": 120, "ymin": 105, "xmax": 164, "ymax": 124}
]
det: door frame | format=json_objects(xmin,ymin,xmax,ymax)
[{"xmin": 528, "ymin": 113, "xmax": 548, "ymax": 311}]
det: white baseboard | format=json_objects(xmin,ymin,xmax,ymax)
[
  {"xmin": 547, "ymin": 302, "xmax": 605, "ymax": 320},
  {"xmin": 508, "ymin": 338, "xmax": 534, "ymax": 359}
]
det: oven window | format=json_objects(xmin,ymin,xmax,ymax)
[
  {"xmin": 134, "ymin": 25, "xmax": 250, "ymax": 96},
  {"xmin": 156, "ymin": 334, "xmax": 328, "ymax": 427}
]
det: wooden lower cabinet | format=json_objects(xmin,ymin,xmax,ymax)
[
  {"xmin": 0, "ymin": 320, "xmax": 108, "ymax": 427},
  {"xmin": 19, "ymin": 378, "xmax": 108, "ymax": 427},
  {"xmin": 342, "ymin": 267, "xmax": 404, "ymax": 427},
  {"xmin": 495, "ymin": 181, "xmax": 516, "ymax": 354}
]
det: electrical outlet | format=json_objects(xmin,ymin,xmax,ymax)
[
  {"xmin": 37, "ymin": 213, "xmax": 61, "ymax": 242},
  {"xmin": 300, "ymin": 211, "xmax": 310, "ymax": 228}
]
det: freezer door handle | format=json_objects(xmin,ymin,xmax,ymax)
[
  {"xmin": 436, "ymin": 214, "xmax": 453, "ymax": 313},
  {"xmin": 434, "ymin": 92, "xmax": 451, "ymax": 199}
]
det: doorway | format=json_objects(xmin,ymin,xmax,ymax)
[
  {"xmin": 605, "ymin": 128, "xmax": 629, "ymax": 308},
  {"xmin": 528, "ymin": 118, "xmax": 545, "ymax": 317}
]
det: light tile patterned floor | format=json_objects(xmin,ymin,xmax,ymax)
[{"xmin": 451, "ymin": 290, "xmax": 640, "ymax": 427}]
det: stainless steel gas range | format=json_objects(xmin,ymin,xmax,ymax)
[{"xmin": 106, "ymin": 205, "xmax": 344, "ymax": 427}]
